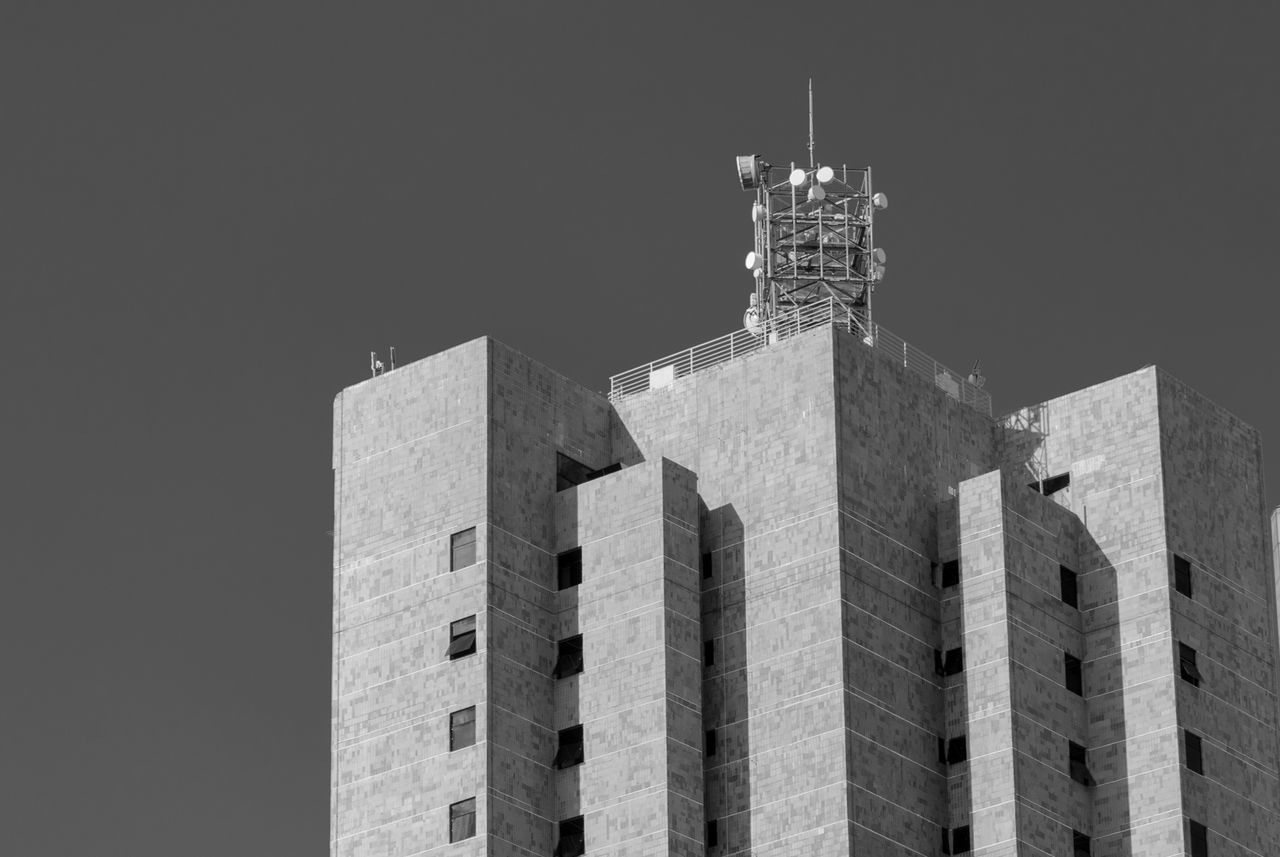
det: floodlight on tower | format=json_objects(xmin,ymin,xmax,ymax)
[{"xmin": 733, "ymin": 79, "xmax": 889, "ymax": 343}]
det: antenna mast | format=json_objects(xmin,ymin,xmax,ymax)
[{"xmin": 734, "ymin": 83, "xmax": 889, "ymax": 342}]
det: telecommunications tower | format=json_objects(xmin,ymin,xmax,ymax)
[{"xmin": 736, "ymin": 81, "xmax": 888, "ymax": 340}]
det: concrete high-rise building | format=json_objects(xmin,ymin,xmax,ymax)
[{"xmin": 331, "ymin": 312, "xmax": 1280, "ymax": 857}]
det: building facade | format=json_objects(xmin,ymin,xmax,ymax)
[{"xmin": 331, "ymin": 323, "xmax": 1280, "ymax": 857}]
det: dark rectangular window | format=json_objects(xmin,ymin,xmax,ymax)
[
  {"xmin": 1029, "ymin": 472, "xmax": 1071, "ymax": 496},
  {"xmin": 701, "ymin": 551, "xmax": 713, "ymax": 579},
  {"xmin": 1064, "ymin": 652, "xmax": 1083, "ymax": 696},
  {"xmin": 1186, "ymin": 730, "xmax": 1204, "ymax": 774},
  {"xmin": 449, "ymin": 706, "xmax": 476, "ymax": 751},
  {"xmin": 1180, "ymin": 642, "xmax": 1202, "ymax": 687},
  {"xmin": 706, "ymin": 819, "xmax": 718, "ymax": 848},
  {"xmin": 937, "ymin": 736, "xmax": 948, "ymax": 764},
  {"xmin": 449, "ymin": 797, "xmax": 476, "ymax": 842},
  {"xmin": 555, "ymin": 815, "xmax": 585, "ymax": 857},
  {"xmin": 554, "ymin": 725, "xmax": 584, "ymax": 769},
  {"xmin": 704, "ymin": 639, "xmax": 715, "ymax": 666},
  {"xmin": 1069, "ymin": 741, "xmax": 1094, "ymax": 786},
  {"xmin": 951, "ymin": 824, "xmax": 972, "ymax": 853},
  {"xmin": 1174, "ymin": 554, "xmax": 1193, "ymax": 598},
  {"xmin": 450, "ymin": 527, "xmax": 476, "ymax": 570},
  {"xmin": 1060, "ymin": 565, "xmax": 1079, "ymax": 608},
  {"xmin": 935, "ymin": 647, "xmax": 964, "ymax": 677},
  {"xmin": 446, "ymin": 616, "xmax": 477, "ymax": 660},
  {"xmin": 941, "ymin": 559, "xmax": 960, "ymax": 588},
  {"xmin": 557, "ymin": 548, "xmax": 583, "ymax": 590},
  {"xmin": 553, "ymin": 634, "xmax": 584, "ymax": 679},
  {"xmin": 1073, "ymin": 830, "xmax": 1091, "ymax": 857},
  {"xmin": 705, "ymin": 728, "xmax": 717, "ymax": 757},
  {"xmin": 941, "ymin": 826, "xmax": 952, "ymax": 855},
  {"xmin": 1189, "ymin": 820, "xmax": 1208, "ymax": 857},
  {"xmin": 946, "ymin": 735, "xmax": 968, "ymax": 764},
  {"xmin": 557, "ymin": 452, "xmax": 621, "ymax": 492}
]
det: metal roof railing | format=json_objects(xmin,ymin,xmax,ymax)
[{"xmin": 607, "ymin": 299, "xmax": 991, "ymax": 417}]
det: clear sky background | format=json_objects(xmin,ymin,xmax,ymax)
[{"xmin": 2, "ymin": 3, "xmax": 1278, "ymax": 855}]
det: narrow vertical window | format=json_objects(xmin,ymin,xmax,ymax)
[
  {"xmin": 1186, "ymin": 731, "xmax": 1204, "ymax": 774},
  {"xmin": 446, "ymin": 616, "xmax": 477, "ymax": 659},
  {"xmin": 1174, "ymin": 554, "xmax": 1193, "ymax": 598},
  {"xmin": 946, "ymin": 735, "xmax": 968, "ymax": 764},
  {"xmin": 1060, "ymin": 565, "xmax": 1079, "ymax": 608},
  {"xmin": 706, "ymin": 819, "xmax": 718, "ymax": 848},
  {"xmin": 940, "ymin": 826, "xmax": 952, "ymax": 855},
  {"xmin": 553, "ymin": 634, "xmax": 584, "ymax": 679},
  {"xmin": 1064, "ymin": 652, "xmax": 1083, "ymax": 696},
  {"xmin": 941, "ymin": 559, "xmax": 960, "ymax": 587},
  {"xmin": 449, "ymin": 706, "xmax": 476, "ymax": 750},
  {"xmin": 1189, "ymin": 820, "xmax": 1208, "ymax": 857},
  {"xmin": 449, "ymin": 798, "xmax": 476, "ymax": 842},
  {"xmin": 936, "ymin": 647, "xmax": 964, "ymax": 676},
  {"xmin": 450, "ymin": 527, "xmax": 476, "ymax": 570},
  {"xmin": 553, "ymin": 725, "xmax": 584, "ymax": 769},
  {"xmin": 557, "ymin": 547, "xmax": 583, "ymax": 590},
  {"xmin": 705, "ymin": 728, "xmax": 717, "ymax": 757},
  {"xmin": 701, "ymin": 551, "xmax": 713, "ymax": 579},
  {"xmin": 555, "ymin": 815, "xmax": 585, "ymax": 857},
  {"xmin": 704, "ymin": 639, "xmax": 715, "ymax": 666},
  {"xmin": 1179, "ymin": 642, "xmax": 1202, "ymax": 687},
  {"xmin": 1073, "ymin": 830, "xmax": 1091, "ymax": 856},
  {"xmin": 951, "ymin": 825, "xmax": 972, "ymax": 853},
  {"xmin": 1069, "ymin": 741, "xmax": 1094, "ymax": 786}
]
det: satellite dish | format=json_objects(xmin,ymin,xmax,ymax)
[
  {"xmin": 736, "ymin": 155, "xmax": 762, "ymax": 190},
  {"xmin": 788, "ymin": 168, "xmax": 806, "ymax": 187},
  {"xmin": 816, "ymin": 165, "xmax": 834, "ymax": 184},
  {"xmin": 873, "ymin": 248, "xmax": 887, "ymax": 264},
  {"xmin": 807, "ymin": 184, "xmax": 826, "ymax": 201},
  {"xmin": 751, "ymin": 203, "xmax": 765, "ymax": 222},
  {"xmin": 743, "ymin": 304, "xmax": 764, "ymax": 336},
  {"xmin": 872, "ymin": 192, "xmax": 889, "ymax": 210},
  {"xmin": 744, "ymin": 251, "xmax": 763, "ymax": 271}
]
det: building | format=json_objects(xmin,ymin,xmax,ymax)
[{"xmin": 331, "ymin": 310, "xmax": 1280, "ymax": 857}]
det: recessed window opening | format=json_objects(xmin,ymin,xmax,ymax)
[
  {"xmin": 951, "ymin": 825, "xmax": 972, "ymax": 854},
  {"xmin": 706, "ymin": 820, "xmax": 718, "ymax": 848},
  {"xmin": 1064, "ymin": 652, "xmax": 1083, "ymax": 696},
  {"xmin": 449, "ymin": 706, "xmax": 476, "ymax": 751},
  {"xmin": 935, "ymin": 647, "xmax": 964, "ymax": 677},
  {"xmin": 449, "ymin": 798, "xmax": 476, "ymax": 842},
  {"xmin": 450, "ymin": 527, "xmax": 476, "ymax": 570},
  {"xmin": 704, "ymin": 639, "xmax": 715, "ymax": 666},
  {"xmin": 555, "ymin": 816, "xmax": 585, "ymax": 857},
  {"xmin": 1179, "ymin": 642, "xmax": 1202, "ymax": 687},
  {"xmin": 1186, "ymin": 730, "xmax": 1204, "ymax": 774},
  {"xmin": 1189, "ymin": 820, "xmax": 1208, "ymax": 857},
  {"xmin": 705, "ymin": 728, "xmax": 717, "ymax": 757},
  {"xmin": 553, "ymin": 635, "xmax": 584, "ymax": 679},
  {"xmin": 554, "ymin": 725, "xmax": 584, "ymax": 769},
  {"xmin": 1073, "ymin": 830, "xmax": 1091, "ymax": 857},
  {"xmin": 1069, "ymin": 741, "xmax": 1094, "ymax": 786},
  {"xmin": 941, "ymin": 559, "xmax": 960, "ymax": 588},
  {"xmin": 558, "ymin": 548, "xmax": 583, "ymax": 590},
  {"xmin": 1060, "ymin": 565, "xmax": 1079, "ymax": 608},
  {"xmin": 1029, "ymin": 472, "xmax": 1071, "ymax": 496},
  {"xmin": 1174, "ymin": 554, "xmax": 1193, "ymax": 598},
  {"xmin": 701, "ymin": 552, "xmax": 713, "ymax": 579},
  {"xmin": 446, "ymin": 616, "xmax": 477, "ymax": 660}
]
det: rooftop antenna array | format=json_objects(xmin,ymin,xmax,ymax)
[{"xmin": 736, "ymin": 79, "xmax": 888, "ymax": 341}]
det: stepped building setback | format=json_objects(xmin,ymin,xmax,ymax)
[{"xmin": 331, "ymin": 319, "xmax": 1280, "ymax": 857}]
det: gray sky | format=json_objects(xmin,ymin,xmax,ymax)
[{"xmin": 2, "ymin": 3, "xmax": 1278, "ymax": 854}]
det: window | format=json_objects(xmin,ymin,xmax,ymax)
[
  {"xmin": 705, "ymin": 728, "xmax": 717, "ymax": 757},
  {"xmin": 553, "ymin": 634, "xmax": 584, "ymax": 679},
  {"xmin": 450, "ymin": 527, "xmax": 476, "ymax": 570},
  {"xmin": 701, "ymin": 552, "xmax": 713, "ymax": 580},
  {"xmin": 1064, "ymin": 652, "xmax": 1083, "ymax": 695},
  {"xmin": 941, "ymin": 559, "xmax": 960, "ymax": 588},
  {"xmin": 1029, "ymin": 472, "xmax": 1071, "ymax": 496},
  {"xmin": 554, "ymin": 725, "xmax": 584, "ymax": 769},
  {"xmin": 941, "ymin": 825, "xmax": 952, "ymax": 855},
  {"xmin": 447, "ymin": 616, "xmax": 477, "ymax": 660},
  {"xmin": 449, "ymin": 706, "xmax": 476, "ymax": 751},
  {"xmin": 1060, "ymin": 565, "xmax": 1079, "ymax": 608},
  {"xmin": 704, "ymin": 639, "xmax": 715, "ymax": 666},
  {"xmin": 557, "ymin": 548, "xmax": 583, "ymax": 590},
  {"xmin": 555, "ymin": 815, "xmax": 585, "ymax": 857},
  {"xmin": 1073, "ymin": 830, "xmax": 1091, "ymax": 857},
  {"xmin": 1179, "ymin": 642, "xmax": 1202, "ymax": 687},
  {"xmin": 1174, "ymin": 554, "xmax": 1193, "ymax": 598},
  {"xmin": 935, "ymin": 647, "xmax": 964, "ymax": 677},
  {"xmin": 706, "ymin": 819, "xmax": 718, "ymax": 848},
  {"xmin": 1186, "ymin": 730, "xmax": 1204, "ymax": 774},
  {"xmin": 1069, "ymin": 741, "xmax": 1094, "ymax": 786},
  {"xmin": 556, "ymin": 452, "xmax": 621, "ymax": 492},
  {"xmin": 1189, "ymin": 820, "xmax": 1208, "ymax": 857},
  {"xmin": 449, "ymin": 798, "xmax": 476, "ymax": 842},
  {"xmin": 946, "ymin": 735, "xmax": 968, "ymax": 764},
  {"xmin": 951, "ymin": 825, "xmax": 972, "ymax": 854}
]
